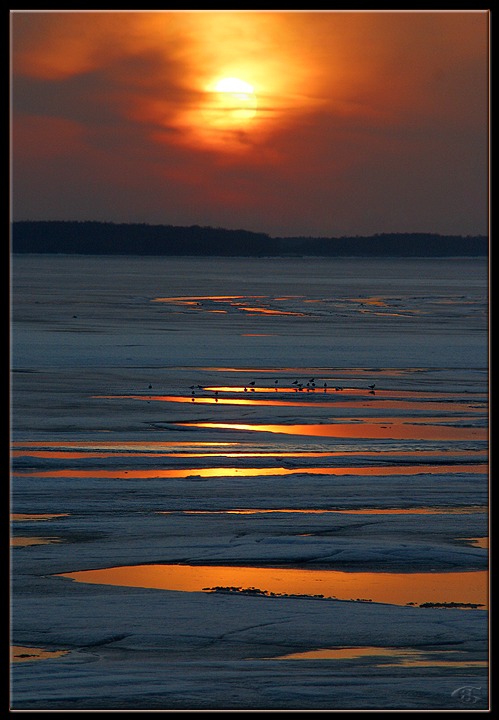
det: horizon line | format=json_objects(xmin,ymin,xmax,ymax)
[{"xmin": 10, "ymin": 220, "xmax": 488, "ymax": 241}]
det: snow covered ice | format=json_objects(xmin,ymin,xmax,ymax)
[{"xmin": 10, "ymin": 255, "xmax": 489, "ymax": 710}]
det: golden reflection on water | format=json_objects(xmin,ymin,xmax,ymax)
[
  {"xmin": 196, "ymin": 367, "xmax": 484, "ymax": 381},
  {"xmin": 381, "ymin": 659, "xmax": 488, "ymax": 668},
  {"xmin": 273, "ymin": 646, "xmax": 487, "ymax": 667},
  {"xmin": 59, "ymin": 565, "xmax": 488, "ymax": 608},
  {"xmin": 11, "ymin": 444, "xmax": 487, "ymax": 461},
  {"xmin": 196, "ymin": 386, "xmax": 480, "ymax": 399},
  {"xmin": 152, "ymin": 295, "xmax": 247, "ymax": 302},
  {"xmin": 462, "ymin": 537, "xmax": 488, "ymax": 549},
  {"xmin": 151, "ymin": 296, "xmax": 306, "ymax": 316},
  {"xmin": 11, "ymin": 646, "xmax": 69, "ymax": 663},
  {"xmin": 238, "ymin": 306, "xmax": 305, "ymax": 316},
  {"xmin": 94, "ymin": 393, "xmax": 484, "ymax": 413},
  {"xmin": 179, "ymin": 422, "xmax": 487, "ymax": 441},
  {"xmin": 11, "ymin": 447, "xmax": 487, "ymax": 461},
  {"xmin": 350, "ymin": 297, "xmax": 388, "ymax": 307},
  {"xmin": 11, "ymin": 441, "xmax": 237, "ymax": 449},
  {"xmin": 13, "ymin": 464, "xmax": 487, "ymax": 479},
  {"xmin": 10, "ymin": 513, "xmax": 69, "ymax": 521},
  {"xmin": 11, "ymin": 537, "xmax": 61, "ymax": 547},
  {"xmin": 96, "ymin": 394, "xmax": 332, "ymax": 407},
  {"xmin": 10, "ymin": 450, "xmax": 488, "ymax": 461},
  {"xmin": 159, "ymin": 506, "xmax": 486, "ymax": 516}
]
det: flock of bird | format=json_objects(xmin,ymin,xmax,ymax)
[{"xmin": 178, "ymin": 378, "xmax": 377, "ymax": 401}]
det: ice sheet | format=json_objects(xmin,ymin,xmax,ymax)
[{"xmin": 10, "ymin": 255, "xmax": 489, "ymax": 710}]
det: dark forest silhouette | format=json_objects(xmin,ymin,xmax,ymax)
[{"xmin": 11, "ymin": 221, "xmax": 488, "ymax": 257}]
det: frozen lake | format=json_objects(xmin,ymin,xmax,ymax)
[{"xmin": 10, "ymin": 255, "xmax": 489, "ymax": 710}]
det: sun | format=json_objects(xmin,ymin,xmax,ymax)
[
  {"xmin": 204, "ymin": 76, "xmax": 258, "ymax": 126},
  {"xmin": 213, "ymin": 77, "xmax": 254, "ymax": 95}
]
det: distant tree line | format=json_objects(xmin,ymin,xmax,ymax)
[{"xmin": 11, "ymin": 221, "xmax": 488, "ymax": 257}]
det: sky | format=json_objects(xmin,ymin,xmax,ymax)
[{"xmin": 10, "ymin": 10, "xmax": 489, "ymax": 238}]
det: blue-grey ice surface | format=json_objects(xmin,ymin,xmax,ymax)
[{"xmin": 10, "ymin": 255, "xmax": 489, "ymax": 710}]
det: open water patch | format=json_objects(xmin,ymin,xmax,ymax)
[
  {"xmin": 269, "ymin": 645, "xmax": 487, "ymax": 667},
  {"xmin": 57, "ymin": 564, "xmax": 488, "ymax": 609}
]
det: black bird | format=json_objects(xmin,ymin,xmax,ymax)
[
  {"xmin": 368, "ymin": 384, "xmax": 376, "ymax": 390},
  {"xmin": 249, "ymin": 381, "xmax": 255, "ymax": 386},
  {"xmin": 148, "ymin": 384, "xmax": 152, "ymax": 389}
]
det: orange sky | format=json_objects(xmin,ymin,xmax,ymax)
[{"xmin": 11, "ymin": 10, "xmax": 489, "ymax": 236}]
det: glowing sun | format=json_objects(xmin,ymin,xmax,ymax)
[
  {"xmin": 205, "ymin": 76, "xmax": 258, "ymax": 126},
  {"xmin": 214, "ymin": 77, "xmax": 254, "ymax": 95}
]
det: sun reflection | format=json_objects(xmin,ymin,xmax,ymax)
[
  {"xmin": 381, "ymin": 659, "xmax": 488, "ymax": 668},
  {"xmin": 239, "ymin": 307, "xmax": 305, "ymax": 316},
  {"xmin": 11, "ymin": 448, "xmax": 487, "ymax": 460},
  {"xmin": 272, "ymin": 646, "xmax": 487, "ymax": 667},
  {"xmin": 13, "ymin": 463, "xmax": 487, "ymax": 479},
  {"xmin": 350, "ymin": 298, "xmax": 388, "ymax": 307},
  {"xmin": 11, "ymin": 441, "xmax": 237, "ymax": 449},
  {"xmin": 178, "ymin": 421, "xmax": 488, "ymax": 441},
  {"xmin": 202, "ymin": 386, "xmax": 484, "ymax": 399},
  {"xmin": 461, "ymin": 537, "xmax": 488, "ymax": 549},
  {"xmin": 58, "ymin": 564, "xmax": 488, "ymax": 608},
  {"xmin": 158, "ymin": 506, "xmax": 487, "ymax": 516},
  {"xmin": 152, "ymin": 295, "xmax": 246, "ymax": 304},
  {"xmin": 10, "ymin": 513, "xmax": 69, "ymax": 521},
  {"xmin": 11, "ymin": 537, "xmax": 61, "ymax": 547},
  {"xmin": 195, "ymin": 367, "xmax": 485, "ymax": 379},
  {"xmin": 93, "ymin": 392, "xmax": 485, "ymax": 413},
  {"xmin": 11, "ymin": 646, "xmax": 69, "ymax": 663},
  {"xmin": 152, "ymin": 295, "xmax": 306, "ymax": 315}
]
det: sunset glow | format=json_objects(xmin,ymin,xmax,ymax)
[
  {"xmin": 9, "ymin": 11, "xmax": 490, "ymax": 709},
  {"xmin": 11, "ymin": 10, "xmax": 488, "ymax": 235},
  {"xmin": 204, "ymin": 77, "xmax": 258, "ymax": 126}
]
